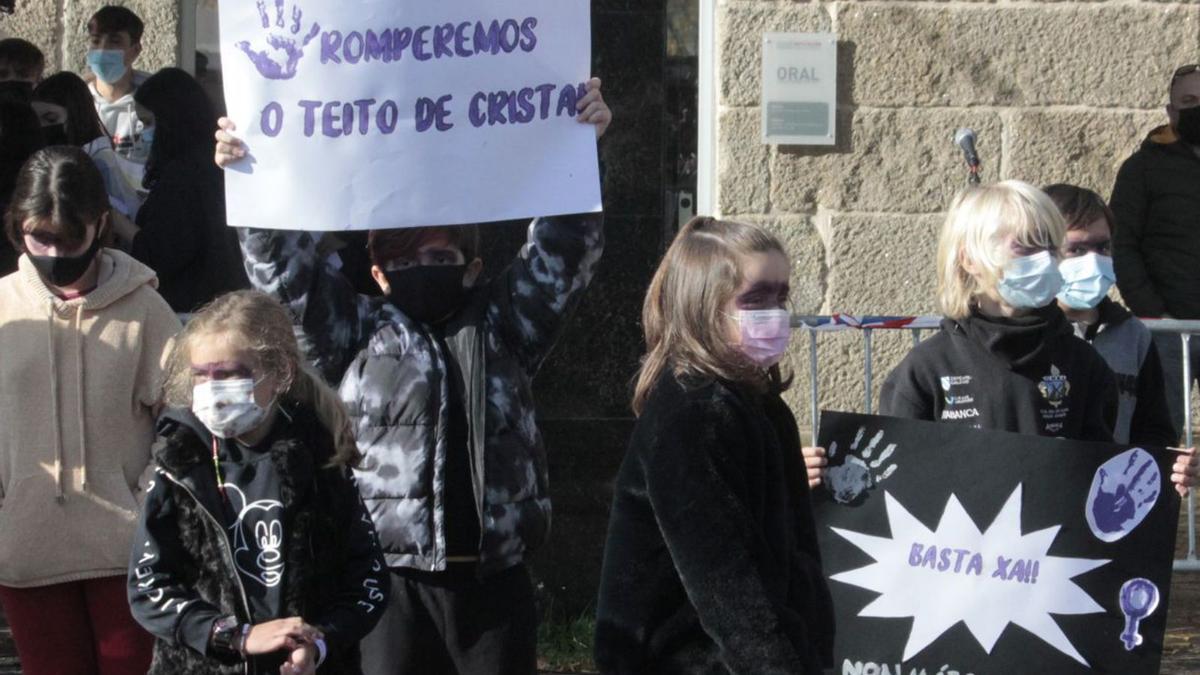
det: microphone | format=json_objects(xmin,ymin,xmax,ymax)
[{"xmin": 954, "ymin": 128, "xmax": 981, "ymax": 184}]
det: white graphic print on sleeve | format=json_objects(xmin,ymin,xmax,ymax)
[{"xmin": 225, "ymin": 484, "xmax": 285, "ymax": 588}]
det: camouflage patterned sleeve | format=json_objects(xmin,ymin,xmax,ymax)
[
  {"xmin": 487, "ymin": 212, "xmax": 605, "ymax": 374},
  {"xmin": 237, "ymin": 228, "xmax": 378, "ymax": 384}
]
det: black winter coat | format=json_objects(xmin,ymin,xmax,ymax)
[
  {"xmin": 595, "ymin": 374, "xmax": 835, "ymax": 674},
  {"xmin": 1111, "ymin": 124, "xmax": 1200, "ymax": 319},
  {"xmin": 128, "ymin": 405, "xmax": 388, "ymax": 675},
  {"xmin": 132, "ymin": 149, "xmax": 248, "ymax": 313},
  {"xmin": 879, "ymin": 306, "xmax": 1118, "ymax": 442}
]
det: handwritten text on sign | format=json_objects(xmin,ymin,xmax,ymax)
[{"xmin": 219, "ymin": 1, "xmax": 600, "ymax": 231}]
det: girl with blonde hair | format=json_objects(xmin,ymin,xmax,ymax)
[
  {"xmin": 594, "ymin": 216, "xmax": 835, "ymax": 674},
  {"xmin": 127, "ymin": 289, "xmax": 388, "ymax": 675},
  {"xmin": 879, "ymin": 180, "xmax": 1118, "ymax": 440}
]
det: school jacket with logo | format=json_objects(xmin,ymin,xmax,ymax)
[
  {"xmin": 237, "ymin": 213, "xmax": 604, "ymax": 575},
  {"xmin": 879, "ymin": 306, "xmax": 1118, "ymax": 442}
]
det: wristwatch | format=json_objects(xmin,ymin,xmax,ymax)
[{"xmin": 210, "ymin": 615, "xmax": 249, "ymax": 658}]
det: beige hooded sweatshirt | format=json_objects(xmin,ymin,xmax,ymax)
[{"xmin": 0, "ymin": 249, "xmax": 180, "ymax": 587}]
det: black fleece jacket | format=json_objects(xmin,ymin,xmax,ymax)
[
  {"xmin": 595, "ymin": 374, "xmax": 834, "ymax": 675},
  {"xmin": 880, "ymin": 305, "xmax": 1118, "ymax": 441},
  {"xmin": 128, "ymin": 404, "xmax": 388, "ymax": 675},
  {"xmin": 1111, "ymin": 124, "xmax": 1200, "ymax": 319}
]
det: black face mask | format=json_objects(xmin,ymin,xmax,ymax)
[
  {"xmin": 1177, "ymin": 106, "xmax": 1200, "ymax": 145},
  {"xmin": 0, "ymin": 80, "xmax": 32, "ymax": 104},
  {"xmin": 384, "ymin": 264, "xmax": 469, "ymax": 325},
  {"xmin": 28, "ymin": 233, "xmax": 103, "ymax": 288}
]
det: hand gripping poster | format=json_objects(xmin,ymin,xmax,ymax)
[{"xmin": 813, "ymin": 411, "xmax": 1180, "ymax": 675}]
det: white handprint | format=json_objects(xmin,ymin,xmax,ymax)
[{"xmin": 826, "ymin": 427, "xmax": 898, "ymax": 504}]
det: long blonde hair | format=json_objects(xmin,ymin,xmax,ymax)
[
  {"xmin": 936, "ymin": 180, "xmax": 1066, "ymax": 319},
  {"xmin": 632, "ymin": 216, "xmax": 790, "ymax": 415},
  {"xmin": 163, "ymin": 290, "xmax": 360, "ymax": 467}
]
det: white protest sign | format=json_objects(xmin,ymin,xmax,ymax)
[{"xmin": 218, "ymin": 0, "xmax": 600, "ymax": 231}]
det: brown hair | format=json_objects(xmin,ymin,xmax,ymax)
[
  {"xmin": 4, "ymin": 146, "xmax": 109, "ymax": 252},
  {"xmin": 163, "ymin": 290, "xmax": 361, "ymax": 467},
  {"xmin": 1041, "ymin": 183, "xmax": 1117, "ymax": 234},
  {"xmin": 88, "ymin": 5, "xmax": 145, "ymax": 43},
  {"xmin": 367, "ymin": 224, "xmax": 481, "ymax": 266},
  {"xmin": 632, "ymin": 216, "xmax": 790, "ymax": 416},
  {"xmin": 0, "ymin": 38, "xmax": 45, "ymax": 80}
]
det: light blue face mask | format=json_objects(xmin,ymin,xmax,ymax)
[
  {"xmin": 997, "ymin": 250, "xmax": 1064, "ymax": 310},
  {"xmin": 86, "ymin": 49, "xmax": 127, "ymax": 85},
  {"xmin": 1057, "ymin": 253, "xmax": 1115, "ymax": 310}
]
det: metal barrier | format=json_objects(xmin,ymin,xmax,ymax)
[{"xmin": 792, "ymin": 314, "xmax": 1200, "ymax": 572}]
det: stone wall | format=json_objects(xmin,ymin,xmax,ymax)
[
  {"xmin": 0, "ymin": 0, "xmax": 181, "ymax": 75},
  {"xmin": 715, "ymin": 0, "xmax": 1200, "ymax": 427}
]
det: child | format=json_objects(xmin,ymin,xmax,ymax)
[
  {"xmin": 128, "ymin": 290, "xmax": 389, "ymax": 674},
  {"xmin": 0, "ymin": 146, "xmax": 180, "ymax": 674},
  {"xmin": 0, "ymin": 37, "xmax": 45, "ymax": 93},
  {"xmin": 1044, "ymin": 183, "xmax": 1176, "ymax": 447},
  {"xmin": 86, "ymin": 5, "xmax": 151, "ymax": 168},
  {"xmin": 33, "ymin": 71, "xmax": 143, "ymax": 220},
  {"xmin": 876, "ymin": 180, "xmax": 1118, "ymax": 440},
  {"xmin": 214, "ymin": 80, "xmax": 610, "ymax": 674},
  {"xmin": 594, "ymin": 216, "xmax": 835, "ymax": 674}
]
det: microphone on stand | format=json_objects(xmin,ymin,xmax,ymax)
[{"xmin": 954, "ymin": 128, "xmax": 981, "ymax": 185}]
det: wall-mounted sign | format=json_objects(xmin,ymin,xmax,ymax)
[{"xmin": 761, "ymin": 32, "xmax": 837, "ymax": 146}]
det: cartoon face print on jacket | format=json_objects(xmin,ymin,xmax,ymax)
[{"xmin": 225, "ymin": 483, "xmax": 285, "ymax": 588}]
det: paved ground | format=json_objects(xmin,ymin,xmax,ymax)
[{"xmin": 0, "ymin": 510, "xmax": 1198, "ymax": 674}]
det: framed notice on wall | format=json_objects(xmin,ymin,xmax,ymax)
[{"xmin": 761, "ymin": 32, "xmax": 837, "ymax": 146}]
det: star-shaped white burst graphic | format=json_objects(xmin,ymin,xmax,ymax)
[{"xmin": 830, "ymin": 485, "xmax": 1109, "ymax": 666}]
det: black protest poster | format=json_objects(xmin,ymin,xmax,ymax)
[{"xmin": 813, "ymin": 411, "xmax": 1180, "ymax": 675}]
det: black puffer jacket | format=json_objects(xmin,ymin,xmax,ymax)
[
  {"xmin": 1111, "ymin": 124, "xmax": 1200, "ymax": 319},
  {"xmin": 127, "ymin": 404, "xmax": 388, "ymax": 675},
  {"xmin": 595, "ymin": 374, "xmax": 835, "ymax": 674}
]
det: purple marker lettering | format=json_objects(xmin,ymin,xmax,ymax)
[
  {"xmin": 298, "ymin": 100, "xmax": 321, "ymax": 137},
  {"xmin": 353, "ymin": 99, "xmax": 375, "ymax": 134},
  {"xmin": 515, "ymin": 87, "xmax": 536, "ymax": 123},
  {"xmin": 488, "ymin": 91, "xmax": 509, "ymax": 125},
  {"xmin": 433, "ymin": 23, "xmax": 455, "ymax": 58},
  {"xmin": 499, "ymin": 19, "xmax": 521, "ymax": 53},
  {"xmin": 376, "ymin": 100, "xmax": 399, "ymax": 134},
  {"xmin": 365, "ymin": 29, "xmax": 392, "ymax": 62},
  {"xmin": 391, "ymin": 28, "xmax": 413, "ymax": 61},
  {"xmin": 322, "ymin": 101, "xmax": 342, "ymax": 137},
  {"xmin": 413, "ymin": 26, "xmax": 431, "ymax": 61},
  {"xmin": 260, "ymin": 101, "xmax": 284, "ymax": 137},
  {"xmin": 343, "ymin": 31, "xmax": 364, "ymax": 64},
  {"xmin": 474, "ymin": 20, "xmax": 500, "ymax": 55},
  {"xmin": 909, "ymin": 543, "xmax": 923, "ymax": 567},
  {"xmin": 468, "ymin": 92, "xmax": 487, "ymax": 127},
  {"xmin": 556, "ymin": 83, "xmax": 579, "ymax": 117},
  {"xmin": 536, "ymin": 83, "xmax": 556, "ymax": 119},
  {"xmin": 320, "ymin": 30, "xmax": 343, "ymax": 64},
  {"xmin": 519, "ymin": 17, "xmax": 538, "ymax": 52},
  {"xmin": 454, "ymin": 22, "xmax": 472, "ymax": 57}
]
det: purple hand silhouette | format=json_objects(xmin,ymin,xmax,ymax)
[
  {"xmin": 1092, "ymin": 456, "xmax": 1159, "ymax": 536},
  {"xmin": 236, "ymin": 0, "xmax": 320, "ymax": 81}
]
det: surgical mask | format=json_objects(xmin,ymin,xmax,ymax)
[
  {"xmin": 28, "ymin": 233, "xmax": 102, "ymax": 287},
  {"xmin": 1176, "ymin": 106, "xmax": 1200, "ymax": 145},
  {"xmin": 192, "ymin": 378, "xmax": 269, "ymax": 439},
  {"xmin": 86, "ymin": 49, "xmax": 127, "ymax": 84},
  {"xmin": 733, "ymin": 309, "xmax": 791, "ymax": 368},
  {"xmin": 1057, "ymin": 253, "xmax": 1115, "ymax": 310},
  {"xmin": 384, "ymin": 265, "xmax": 469, "ymax": 325},
  {"xmin": 996, "ymin": 251, "xmax": 1064, "ymax": 310}
]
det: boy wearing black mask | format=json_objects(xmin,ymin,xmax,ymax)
[
  {"xmin": 1111, "ymin": 64, "xmax": 1200, "ymax": 439},
  {"xmin": 216, "ymin": 78, "xmax": 611, "ymax": 675}
]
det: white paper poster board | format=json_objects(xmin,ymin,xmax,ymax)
[{"xmin": 218, "ymin": 0, "xmax": 601, "ymax": 231}]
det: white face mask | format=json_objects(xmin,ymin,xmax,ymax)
[
  {"xmin": 192, "ymin": 378, "xmax": 269, "ymax": 439},
  {"xmin": 996, "ymin": 251, "xmax": 1065, "ymax": 310},
  {"xmin": 1057, "ymin": 253, "xmax": 1115, "ymax": 310}
]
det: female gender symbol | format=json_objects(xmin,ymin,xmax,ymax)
[{"xmin": 1119, "ymin": 578, "xmax": 1160, "ymax": 651}]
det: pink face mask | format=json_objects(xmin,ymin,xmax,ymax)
[{"xmin": 734, "ymin": 309, "xmax": 792, "ymax": 367}]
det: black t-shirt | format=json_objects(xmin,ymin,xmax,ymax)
[{"xmin": 217, "ymin": 425, "xmax": 287, "ymax": 623}]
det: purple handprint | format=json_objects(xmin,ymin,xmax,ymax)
[
  {"xmin": 236, "ymin": 0, "xmax": 320, "ymax": 81},
  {"xmin": 1085, "ymin": 447, "xmax": 1161, "ymax": 543}
]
